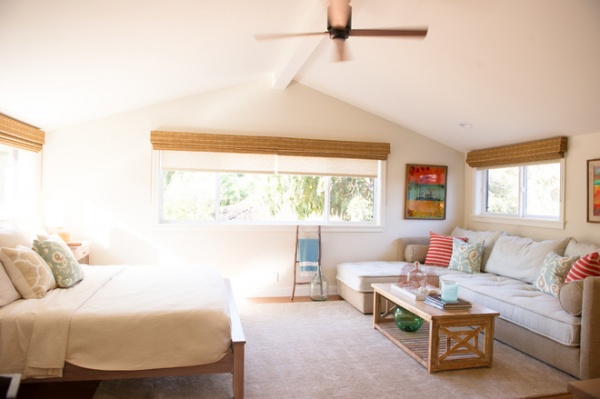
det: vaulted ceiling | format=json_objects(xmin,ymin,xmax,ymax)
[{"xmin": 1, "ymin": 0, "xmax": 599, "ymax": 152}]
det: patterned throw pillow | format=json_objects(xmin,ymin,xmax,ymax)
[
  {"xmin": 448, "ymin": 238, "xmax": 484, "ymax": 273},
  {"xmin": 0, "ymin": 247, "xmax": 56, "ymax": 299},
  {"xmin": 534, "ymin": 252, "xmax": 579, "ymax": 297},
  {"xmin": 33, "ymin": 238, "xmax": 84, "ymax": 288},
  {"xmin": 565, "ymin": 252, "xmax": 600, "ymax": 282},
  {"xmin": 424, "ymin": 231, "xmax": 467, "ymax": 266}
]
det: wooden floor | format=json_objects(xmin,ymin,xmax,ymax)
[
  {"xmin": 247, "ymin": 295, "xmax": 342, "ymax": 303},
  {"xmin": 522, "ymin": 394, "xmax": 572, "ymax": 399}
]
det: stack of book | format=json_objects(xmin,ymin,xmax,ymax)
[{"xmin": 425, "ymin": 293, "xmax": 472, "ymax": 310}]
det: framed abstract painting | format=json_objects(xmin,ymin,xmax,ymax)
[
  {"xmin": 404, "ymin": 164, "xmax": 447, "ymax": 220},
  {"xmin": 587, "ymin": 159, "xmax": 600, "ymax": 223}
]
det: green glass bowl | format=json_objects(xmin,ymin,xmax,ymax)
[{"xmin": 394, "ymin": 306, "xmax": 423, "ymax": 333}]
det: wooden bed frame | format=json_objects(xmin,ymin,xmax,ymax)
[{"xmin": 23, "ymin": 280, "xmax": 246, "ymax": 399}]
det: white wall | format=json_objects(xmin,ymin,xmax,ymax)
[
  {"xmin": 464, "ymin": 131, "xmax": 600, "ymax": 243},
  {"xmin": 42, "ymin": 80, "xmax": 465, "ymax": 297}
]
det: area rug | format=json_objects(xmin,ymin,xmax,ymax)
[{"xmin": 93, "ymin": 300, "xmax": 575, "ymax": 399}]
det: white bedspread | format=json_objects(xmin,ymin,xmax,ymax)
[{"xmin": 0, "ymin": 264, "xmax": 232, "ymax": 379}]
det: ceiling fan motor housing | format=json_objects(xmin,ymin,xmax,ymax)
[{"xmin": 327, "ymin": 6, "xmax": 351, "ymax": 40}]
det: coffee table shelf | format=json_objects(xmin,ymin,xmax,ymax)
[{"xmin": 372, "ymin": 283, "xmax": 499, "ymax": 373}]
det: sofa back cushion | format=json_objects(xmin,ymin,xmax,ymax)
[
  {"xmin": 485, "ymin": 235, "xmax": 570, "ymax": 284},
  {"xmin": 451, "ymin": 227, "xmax": 504, "ymax": 271},
  {"xmin": 564, "ymin": 238, "xmax": 600, "ymax": 258}
]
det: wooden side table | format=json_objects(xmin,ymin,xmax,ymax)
[{"xmin": 68, "ymin": 240, "xmax": 91, "ymax": 264}]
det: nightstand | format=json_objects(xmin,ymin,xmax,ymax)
[{"xmin": 67, "ymin": 240, "xmax": 91, "ymax": 264}]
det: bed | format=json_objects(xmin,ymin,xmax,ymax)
[{"xmin": 0, "ymin": 263, "xmax": 246, "ymax": 399}]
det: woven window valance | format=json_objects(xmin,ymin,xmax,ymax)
[
  {"xmin": 150, "ymin": 131, "xmax": 390, "ymax": 161},
  {"xmin": 0, "ymin": 114, "xmax": 45, "ymax": 152},
  {"xmin": 465, "ymin": 137, "xmax": 568, "ymax": 168}
]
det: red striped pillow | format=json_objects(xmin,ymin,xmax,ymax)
[
  {"xmin": 424, "ymin": 232, "xmax": 467, "ymax": 267},
  {"xmin": 565, "ymin": 252, "xmax": 600, "ymax": 282}
]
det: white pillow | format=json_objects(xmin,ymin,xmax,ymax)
[
  {"xmin": 0, "ymin": 261, "xmax": 21, "ymax": 306},
  {"xmin": 0, "ymin": 246, "xmax": 57, "ymax": 299},
  {"xmin": 564, "ymin": 238, "xmax": 600, "ymax": 258},
  {"xmin": 451, "ymin": 227, "xmax": 504, "ymax": 271},
  {"xmin": 485, "ymin": 235, "xmax": 570, "ymax": 284},
  {"xmin": 0, "ymin": 227, "xmax": 32, "ymax": 248}
]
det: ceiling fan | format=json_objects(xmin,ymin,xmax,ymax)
[{"xmin": 255, "ymin": 0, "xmax": 428, "ymax": 61}]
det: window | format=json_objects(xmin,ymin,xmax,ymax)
[
  {"xmin": 155, "ymin": 151, "xmax": 384, "ymax": 226},
  {"xmin": 0, "ymin": 144, "xmax": 39, "ymax": 221},
  {"xmin": 474, "ymin": 160, "xmax": 564, "ymax": 226}
]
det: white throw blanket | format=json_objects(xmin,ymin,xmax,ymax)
[{"xmin": 0, "ymin": 264, "xmax": 232, "ymax": 379}]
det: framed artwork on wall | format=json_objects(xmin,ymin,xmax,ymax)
[
  {"xmin": 587, "ymin": 159, "xmax": 600, "ymax": 223},
  {"xmin": 404, "ymin": 164, "xmax": 447, "ymax": 220}
]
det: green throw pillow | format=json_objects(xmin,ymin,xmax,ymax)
[
  {"xmin": 534, "ymin": 252, "xmax": 579, "ymax": 297},
  {"xmin": 33, "ymin": 238, "xmax": 84, "ymax": 288},
  {"xmin": 448, "ymin": 238, "xmax": 484, "ymax": 273}
]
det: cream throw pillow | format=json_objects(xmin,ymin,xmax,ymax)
[{"xmin": 0, "ymin": 246, "xmax": 56, "ymax": 299}]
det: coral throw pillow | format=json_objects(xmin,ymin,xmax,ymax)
[
  {"xmin": 565, "ymin": 252, "xmax": 600, "ymax": 282},
  {"xmin": 424, "ymin": 232, "xmax": 467, "ymax": 267}
]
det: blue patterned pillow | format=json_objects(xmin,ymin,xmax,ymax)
[
  {"xmin": 32, "ymin": 237, "xmax": 84, "ymax": 288},
  {"xmin": 534, "ymin": 252, "xmax": 579, "ymax": 297},
  {"xmin": 448, "ymin": 238, "xmax": 484, "ymax": 273}
]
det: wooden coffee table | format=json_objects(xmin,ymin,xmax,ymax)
[{"xmin": 372, "ymin": 283, "xmax": 499, "ymax": 373}]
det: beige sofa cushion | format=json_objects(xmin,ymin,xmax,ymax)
[
  {"xmin": 485, "ymin": 235, "xmax": 570, "ymax": 284},
  {"xmin": 564, "ymin": 238, "xmax": 600, "ymax": 258},
  {"xmin": 404, "ymin": 245, "xmax": 428, "ymax": 263}
]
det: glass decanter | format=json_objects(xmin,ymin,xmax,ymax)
[{"xmin": 406, "ymin": 261, "xmax": 427, "ymax": 290}]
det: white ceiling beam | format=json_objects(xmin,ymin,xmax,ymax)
[
  {"xmin": 272, "ymin": 36, "xmax": 326, "ymax": 89},
  {"xmin": 271, "ymin": 0, "xmax": 328, "ymax": 89}
]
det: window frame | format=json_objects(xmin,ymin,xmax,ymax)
[
  {"xmin": 152, "ymin": 151, "xmax": 387, "ymax": 231},
  {"xmin": 0, "ymin": 144, "xmax": 41, "ymax": 223},
  {"xmin": 471, "ymin": 159, "xmax": 565, "ymax": 229}
]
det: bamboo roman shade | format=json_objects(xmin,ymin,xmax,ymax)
[
  {"xmin": 0, "ymin": 114, "xmax": 45, "ymax": 152},
  {"xmin": 150, "ymin": 131, "xmax": 390, "ymax": 161},
  {"xmin": 465, "ymin": 137, "xmax": 568, "ymax": 168}
]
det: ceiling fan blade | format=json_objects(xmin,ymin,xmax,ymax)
[
  {"xmin": 349, "ymin": 28, "xmax": 428, "ymax": 38},
  {"xmin": 333, "ymin": 38, "xmax": 347, "ymax": 62},
  {"xmin": 255, "ymin": 32, "xmax": 328, "ymax": 40},
  {"xmin": 328, "ymin": 0, "xmax": 351, "ymax": 29}
]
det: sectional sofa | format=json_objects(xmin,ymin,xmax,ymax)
[{"xmin": 336, "ymin": 227, "xmax": 600, "ymax": 380}]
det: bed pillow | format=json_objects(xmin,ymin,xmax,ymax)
[
  {"xmin": 533, "ymin": 252, "xmax": 579, "ymax": 297},
  {"xmin": 0, "ymin": 227, "xmax": 32, "ymax": 249},
  {"xmin": 448, "ymin": 238, "xmax": 484, "ymax": 273},
  {"xmin": 424, "ymin": 232, "xmax": 467, "ymax": 266},
  {"xmin": 485, "ymin": 235, "xmax": 570, "ymax": 284},
  {"xmin": 564, "ymin": 252, "xmax": 600, "ymax": 282},
  {"xmin": 0, "ymin": 247, "xmax": 56, "ymax": 299},
  {"xmin": 0, "ymin": 261, "xmax": 22, "ymax": 305},
  {"xmin": 559, "ymin": 280, "xmax": 584, "ymax": 316},
  {"xmin": 33, "ymin": 236, "xmax": 84, "ymax": 288}
]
